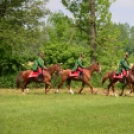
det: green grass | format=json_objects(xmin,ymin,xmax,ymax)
[{"xmin": 0, "ymin": 88, "xmax": 134, "ymax": 134}]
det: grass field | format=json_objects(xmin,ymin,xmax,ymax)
[{"xmin": 0, "ymin": 88, "xmax": 134, "ymax": 134}]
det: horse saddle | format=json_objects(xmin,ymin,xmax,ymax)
[{"xmin": 29, "ymin": 68, "xmax": 44, "ymax": 78}]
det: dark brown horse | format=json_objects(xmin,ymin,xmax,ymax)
[
  {"xmin": 102, "ymin": 65, "xmax": 134, "ymax": 96},
  {"xmin": 16, "ymin": 63, "xmax": 62, "ymax": 94},
  {"xmin": 55, "ymin": 62, "xmax": 101, "ymax": 94}
]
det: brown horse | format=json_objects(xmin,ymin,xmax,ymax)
[
  {"xmin": 101, "ymin": 65, "xmax": 134, "ymax": 96},
  {"xmin": 16, "ymin": 63, "xmax": 62, "ymax": 94},
  {"xmin": 55, "ymin": 62, "xmax": 101, "ymax": 94}
]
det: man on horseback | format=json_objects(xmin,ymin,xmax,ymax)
[
  {"xmin": 116, "ymin": 52, "xmax": 130, "ymax": 83},
  {"xmin": 71, "ymin": 53, "xmax": 84, "ymax": 79},
  {"xmin": 32, "ymin": 51, "xmax": 47, "ymax": 81}
]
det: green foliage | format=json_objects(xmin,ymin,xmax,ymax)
[
  {"xmin": 1, "ymin": 0, "xmax": 134, "ymax": 89},
  {"xmin": 0, "ymin": 74, "xmax": 17, "ymax": 88},
  {"xmin": 0, "ymin": 0, "xmax": 50, "ymax": 76},
  {"xmin": 43, "ymin": 42, "xmax": 91, "ymax": 69}
]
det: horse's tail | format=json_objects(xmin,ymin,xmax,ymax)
[
  {"xmin": 101, "ymin": 72, "xmax": 109, "ymax": 85},
  {"xmin": 16, "ymin": 71, "xmax": 23, "ymax": 88}
]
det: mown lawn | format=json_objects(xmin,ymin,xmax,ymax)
[{"xmin": 0, "ymin": 88, "xmax": 134, "ymax": 134}]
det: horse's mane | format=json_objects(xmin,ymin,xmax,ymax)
[
  {"xmin": 85, "ymin": 63, "xmax": 98, "ymax": 70},
  {"xmin": 85, "ymin": 65, "xmax": 93, "ymax": 70}
]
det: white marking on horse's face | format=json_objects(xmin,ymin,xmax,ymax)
[{"xmin": 97, "ymin": 65, "xmax": 101, "ymax": 74}]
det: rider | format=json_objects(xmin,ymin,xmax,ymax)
[
  {"xmin": 72, "ymin": 53, "xmax": 84, "ymax": 78},
  {"xmin": 116, "ymin": 52, "xmax": 130, "ymax": 83},
  {"xmin": 32, "ymin": 51, "xmax": 47, "ymax": 81}
]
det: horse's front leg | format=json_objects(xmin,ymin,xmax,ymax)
[
  {"xmin": 44, "ymin": 84, "xmax": 48, "ymax": 91},
  {"xmin": 44, "ymin": 81, "xmax": 52, "ymax": 94},
  {"xmin": 84, "ymin": 81, "xmax": 94, "ymax": 94},
  {"xmin": 78, "ymin": 82, "xmax": 85, "ymax": 94},
  {"xmin": 119, "ymin": 83, "xmax": 127, "ymax": 96},
  {"xmin": 125, "ymin": 83, "xmax": 133, "ymax": 96}
]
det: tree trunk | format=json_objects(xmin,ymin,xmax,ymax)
[{"xmin": 90, "ymin": 0, "xmax": 96, "ymax": 63}]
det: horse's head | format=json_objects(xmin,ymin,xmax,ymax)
[
  {"xmin": 47, "ymin": 63, "xmax": 63, "ymax": 76},
  {"xmin": 55, "ymin": 63, "xmax": 63, "ymax": 72},
  {"xmin": 94, "ymin": 62, "xmax": 102, "ymax": 75},
  {"xmin": 53, "ymin": 63, "xmax": 63, "ymax": 80},
  {"xmin": 130, "ymin": 64, "xmax": 134, "ymax": 73}
]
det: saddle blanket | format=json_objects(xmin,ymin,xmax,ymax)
[
  {"xmin": 69, "ymin": 71, "xmax": 79, "ymax": 77},
  {"xmin": 113, "ymin": 74, "xmax": 123, "ymax": 79},
  {"xmin": 113, "ymin": 70, "xmax": 130, "ymax": 79},
  {"xmin": 29, "ymin": 71, "xmax": 38, "ymax": 78}
]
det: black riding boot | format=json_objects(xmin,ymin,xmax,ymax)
[
  {"xmin": 38, "ymin": 74, "xmax": 43, "ymax": 81},
  {"xmin": 80, "ymin": 71, "xmax": 83, "ymax": 79},
  {"xmin": 71, "ymin": 71, "xmax": 74, "ymax": 74},
  {"xmin": 123, "ymin": 76, "xmax": 126, "ymax": 83}
]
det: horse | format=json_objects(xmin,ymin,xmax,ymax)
[
  {"xmin": 55, "ymin": 62, "xmax": 101, "ymax": 94},
  {"xmin": 16, "ymin": 63, "xmax": 62, "ymax": 94},
  {"xmin": 101, "ymin": 65, "xmax": 134, "ymax": 96}
]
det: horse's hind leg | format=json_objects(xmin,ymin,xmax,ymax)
[
  {"xmin": 66, "ymin": 79, "xmax": 74, "ymax": 94},
  {"xmin": 21, "ymin": 81, "xmax": 28, "ymax": 94},
  {"xmin": 84, "ymin": 81, "xmax": 94, "ymax": 94},
  {"xmin": 106, "ymin": 82, "xmax": 112, "ymax": 96},
  {"xmin": 78, "ymin": 82, "xmax": 85, "ymax": 94},
  {"xmin": 111, "ymin": 82, "xmax": 118, "ymax": 97},
  {"xmin": 56, "ymin": 79, "xmax": 66, "ymax": 93}
]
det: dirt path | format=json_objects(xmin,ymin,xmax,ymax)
[{"xmin": 0, "ymin": 88, "xmax": 134, "ymax": 96}]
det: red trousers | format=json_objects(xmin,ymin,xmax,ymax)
[
  {"xmin": 38, "ymin": 68, "xmax": 43, "ymax": 74},
  {"xmin": 122, "ymin": 70, "xmax": 127, "ymax": 76},
  {"xmin": 77, "ymin": 68, "xmax": 83, "ymax": 72}
]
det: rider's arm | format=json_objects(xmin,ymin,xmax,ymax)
[
  {"xmin": 77, "ymin": 59, "xmax": 84, "ymax": 68},
  {"xmin": 121, "ymin": 59, "xmax": 130, "ymax": 69},
  {"xmin": 37, "ymin": 58, "xmax": 44, "ymax": 68}
]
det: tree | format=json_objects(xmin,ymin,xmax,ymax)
[
  {"xmin": 0, "ymin": 0, "xmax": 50, "ymax": 75},
  {"xmin": 90, "ymin": 0, "xmax": 96, "ymax": 62},
  {"xmin": 61, "ymin": 0, "xmax": 125, "ymax": 66}
]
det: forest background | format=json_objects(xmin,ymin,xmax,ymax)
[{"xmin": 0, "ymin": 0, "xmax": 134, "ymax": 88}]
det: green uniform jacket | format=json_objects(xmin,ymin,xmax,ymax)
[
  {"xmin": 116, "ymin": 58, "xmax": 130, "ymax": 74},
  {"xmin": 72, "ymin": 58, "xmax": 84, "ymax": 71},
  {"xmin": 32, "ymin": 57, "xmax": 45, "ymax": 71}
]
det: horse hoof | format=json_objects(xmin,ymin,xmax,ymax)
[
  {"xmin": 70, "ymin": 89, "xmax": 74, "ymax": 94},
  {"xmin": 55, "ymin": 89, "xmax": 59, "ymax": 94},
  {"xmin": 26, "ymin": 88, "xmax": 30, "ymax": 93},
  {"xmin": 91, "ymin": 91, "xmax": 94, "ymax": 94},
  {"xmin": 113, "ymin": 93, "xmax": 118, "ymax": 97},
  {"xmin": 125, "ymin": 91, "xmax": 131, "ymax": 96}
]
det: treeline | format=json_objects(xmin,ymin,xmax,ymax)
[{"xmin": 0, "ymin": 0, "xmax": 134, "ymax": 88}]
